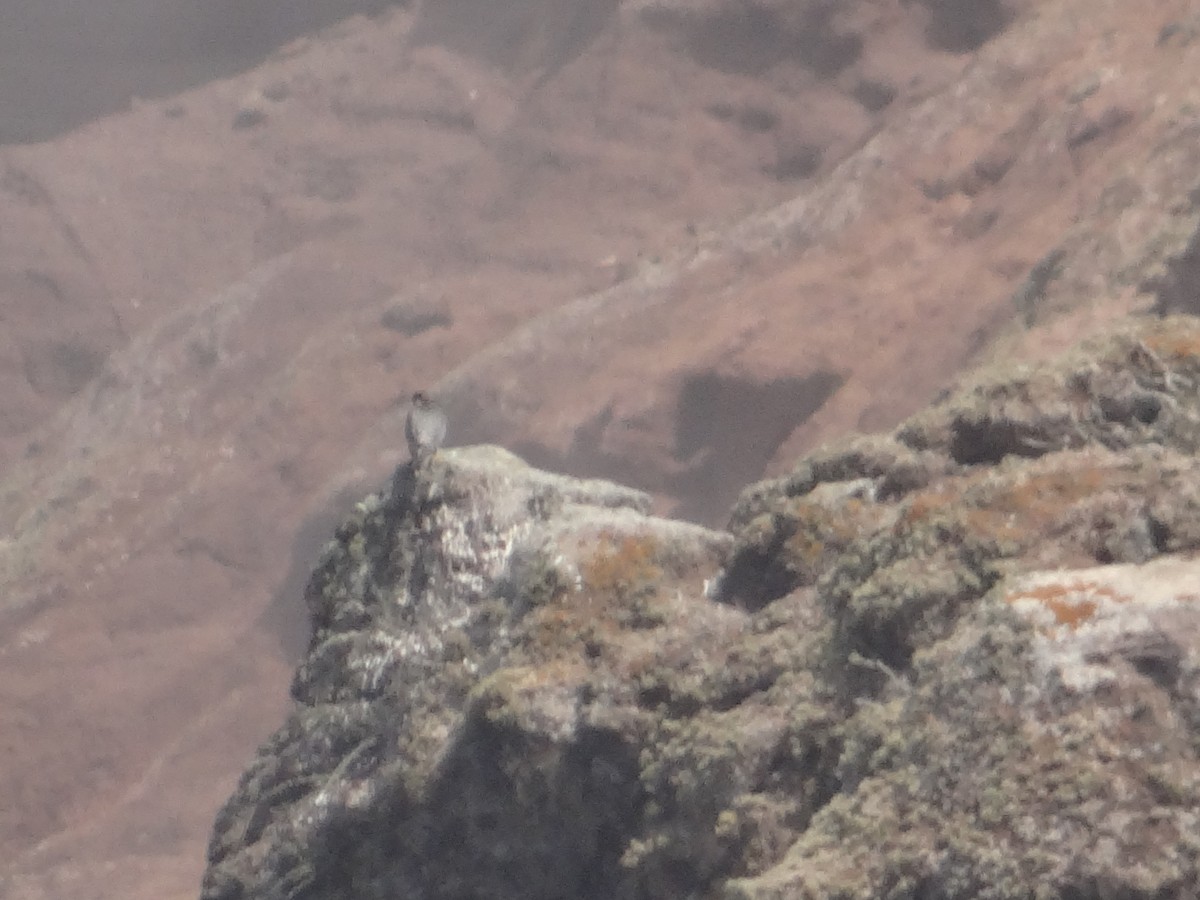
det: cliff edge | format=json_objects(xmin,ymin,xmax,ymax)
[{"xmin": 203, "ymin": 317, "xmax": 1200, "ymax": 900}]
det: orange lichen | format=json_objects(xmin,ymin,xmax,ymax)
[
  {"xmin": 898, "ymin": 487, "xmax": 960, "ymax": 528},
  {"xmin": 1035, "ymin": 592, "xmax": 1099, "ymax": 630},
  {"xmin": 989, "ymin": 466, "xmax": 1109, "ymax": 519},
  {"xmin": 1142, "ymin": 330, "xmax": 1200, "ymax": 362},
  {"xmin": 1005, "ymin": 579, "xmax": 1130, "ymax": 631},
  {"xmin": 959, "ymin": 507, "xmax": 1024, "ymax": 545},
  {"xmin": 579, "ymin": 531, "xmax": 663, "ymax": 600},
  {"xmin": 522, "ymin": 592, "xmax": 617, "ymax": 664},
  {"xmin": 518, "ymin": 531, "xmax": 667, "ymax": 664},
  {"xmin": 901, "ymin": 464, "xmax": 1116, "ymax": 550}
]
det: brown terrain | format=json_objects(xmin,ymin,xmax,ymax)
[{"xmin": 3, "ymin": 0, "xmax": 1200, "ymax": 897}]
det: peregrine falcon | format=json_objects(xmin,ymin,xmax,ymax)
[{"xmin": 405, "ymin": 391, "xmax": 447, "ymax": 466}]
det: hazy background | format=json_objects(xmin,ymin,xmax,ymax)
[{"xmin": 0, "ymin": 0, "xmax": 398, "ymax": 143}]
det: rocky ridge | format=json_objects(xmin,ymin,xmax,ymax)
[{"xmin": 203, "ymin": 317, "xmax": 1200, "ymax": 899}]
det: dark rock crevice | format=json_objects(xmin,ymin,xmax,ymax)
[{"xmin": 918, "ymin": 0, "xmax": 1016, "ymax": 53}]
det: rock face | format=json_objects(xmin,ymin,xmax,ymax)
[
  {"xmin": 201, "ymin": 445, "xmax": 735, "ymax": 899},
  {"xmin": 203, "ymin": 318, "xmax": 1200, "ymax": 900}
]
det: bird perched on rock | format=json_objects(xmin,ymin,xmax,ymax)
[{"xmin": 405, "ymin": 391, "xmax": 447, "ymax": 466}]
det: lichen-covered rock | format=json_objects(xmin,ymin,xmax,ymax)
[
  {"xmin": 203, "ymin": 320, "xmax": 1200, "ymax": 900},
  {"xmin": 724, "ymin": 573, "xmax": 1200, "ymax": 900},
  {"xmin": 720, "ymin": 317, "xmax": 1200, "ymax": 612},
  {"xmin": 712, "ymin": 318, "xmax": 1200, "ymax": 898},
  {"xmin": 201, "ymin": 446, "xmax": 737, "ymax": 900}
]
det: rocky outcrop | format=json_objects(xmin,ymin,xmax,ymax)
[
  {"xmin": 201, "ymin": 446, "xmax": 735, "ymax": 900},
  {"xmin": 203, "ymin": 318, "xmax": 1200, "ymax": 900},
  {"xmin": 714, "ymin": 317, "xmax": 1200, "ymax": 897}
]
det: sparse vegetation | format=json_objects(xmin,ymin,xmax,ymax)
[{"xmin": 579, "ymin": 531, "xmax": 663, "ymax": 604}]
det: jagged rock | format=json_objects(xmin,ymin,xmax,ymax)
[
  {"xmin": 202, "ymin": 445, "xmax": 736, "ymax": 900},
  {"xmin": 203, "ymin": 321, "xmax": 1200, "ymax": 900},
  {"xmin": 720, "ymin": 317, "xmax": 1200, "ymax": 611}
]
